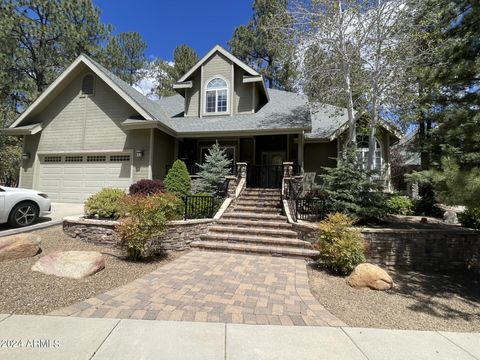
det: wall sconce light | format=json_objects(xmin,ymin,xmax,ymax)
[
  {"xmin": 135, "ymin": 150, "xmax": 144, "ymax": 158},
  {"xmin": 22, "ymin": 153, "xmax": 30, "ymax": 160}
]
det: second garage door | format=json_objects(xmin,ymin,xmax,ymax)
[{"xmin": 38, "ymin": 153, "xmax": 132, "ymax": 203}]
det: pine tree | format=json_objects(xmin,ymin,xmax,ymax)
[
  {"xmin": 229, "ymin": 0, "xmax": 297, "ymax": 90},
  {"xmin": 154, "ymin": 44, "xmax": 198, "ymax": 97},
  {"xmin": 197, "ymin": 142, "xmax": 232, "ymax": 195},
  {"xmin": 412, "ymin": 0, "xmax": 480, "ymax": 206},
  {"xmin": 103, "ymin": 32, "xmax": 147, "ymax": 85},
  {"xmin": 164, "ymin": 160, "xmax": 191, "ymax": 197},
  {"xmin": 318, "ymin": 149, "xmax": 387, "ymax": 221}
]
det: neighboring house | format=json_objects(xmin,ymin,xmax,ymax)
[{"xmin": 2, "ymin": 45, "xmax": 399, "ymax": 203}]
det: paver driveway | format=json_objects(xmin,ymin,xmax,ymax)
[{"xmin": 50, "ymin": 251, "xmax": 345, "ymax": 326}]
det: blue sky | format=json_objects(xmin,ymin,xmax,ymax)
[{"xmin": 94, "ymin": 0, "xmax": 253, "ymax": 61}]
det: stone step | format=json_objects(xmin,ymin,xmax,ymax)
[
  {"xmin": 209, "ymin": 225, "xmax": 298, "ymax": 238},
  {"xmin": 222, "ymin": 212, "xmax": 287, "ymax": 221},
  {"xmin": 234, "ymin": 205, "xmax": 281, "ymax": 213},
  {"xmin": 191, "ymin": 241, "xmax": 319, "ymax": 259},
  {"xmin": 217, "ymin": 218, "xmax": 293, "ymax": 229},
  {"xmin": 201, "ymin": 232, "xmax": 310, "ymax": 248},
  {"xmin": 236, "ymin": 199, "xmax": 281, "ymax": 207},
  {"xmin": 244, "ymin": 188, "xmax": 281, "ymax": 193},
  {"xmin": 242, "ymin": 191, "xmax": 281, "ymax": 197}
]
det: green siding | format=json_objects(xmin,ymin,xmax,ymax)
[
  {"xmin": 185, "ymin": 70, "xmax": 200, "ymax": 117},
  {"xmin": 234, "ymin": 67, "xmax": 253, "ymax": 113},
  {"xmin": 152, "ymin": 129, "xmax": 175, "ymax": 179},
  {"xmin": 304, "ymin": 141, "xmax": 338, "ymax": 182},
  {"xmin": 202, "ymin": 53, "xmax": 233, "ymax": 115}
]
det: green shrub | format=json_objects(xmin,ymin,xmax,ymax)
[
  {"xmin": 197, "ymin": 142, "xmax": 232, "ymax": 196},
  {"xmin": 458, "ymin": 207, "xmax": 480, "ymax": 229},
  {"xmin": 315, "ymin": 213, "xmax": 366, "ymax": 275},
  {"xmin": 164, "ymin": 160, "xmax": 191, "ymax": 196},
  {"xmin": 116, "ymin": 193, "xmax": 183, "ymax": 260},
  {"xmin": 84, "ymin": 188, "xmax": 125, "ymax": 219},
  {"xmin": 318, "ymin": 148, "xmax": 387, "ymax": 222},
  {"xmin": 386, "ymin": 195, "xmax": 414, "ymax": 215}
]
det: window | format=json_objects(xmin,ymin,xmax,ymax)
[
  {"xmin": 44, "ymin": 156, "xmax": 62, "ymax": 163},
  {"xmin": 205, "ymin": 77, "xmax": 228, "ymax": 114},
  {"xmin": 356, "ymin": 136, "xmax": 382, "ymax": 173},
  {"xmin": 110, "ymin": 155, "xmax": 130, "ymax": 162},
  {"xmin": 81, "ymin": 74, "xmax": 94, "ymax": 95},
  {"xmin": 86, "ymin": 155, "xmax": 106, "ymax": 162},
  {"xmin": 65, "ymin": 156, "xmax": 83, "ymax": 162}
]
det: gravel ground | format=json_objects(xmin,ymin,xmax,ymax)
[
  {"xmin": 0, "ymin": 226, "xmax": 186, "ymax": 315},
  {"xmin": 308, "ymin": 265, "xmax": 480, "ymax": 332}
]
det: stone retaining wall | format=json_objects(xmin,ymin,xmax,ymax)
[
  {"xmin": 362, "ymin": 228, "xmax": 480, "ymax": 272},
  {"xmin": 63, "ymin": 217, "xmax": 213, "ymax": 251},
  {"xmin": 292, "ymin": 221, "xmax": 480, "ymax": 272}
]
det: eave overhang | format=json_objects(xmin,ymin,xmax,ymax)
[{"xmin": 1, "ymin": 123, "xmax": 43, "ymax": 136}]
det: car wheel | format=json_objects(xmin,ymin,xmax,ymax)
[{"xmin": 8, "ymin": 202, "xmax": 39, "ymax": 228}]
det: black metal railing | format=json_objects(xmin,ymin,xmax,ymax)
[
  {"xmin": 247, "ymin": 165, "xmax": 283, "ymax": 188},
  {"xmin": 284, "ymin": 177, "xmax": 328, "ymax": 222},
  {"xmin": 183, "ymin": 195, "xmax": 216, "ymax": 220},
  {"xmin": 295, "ymin": 198, "xmax": 328, "ymax": 221}
]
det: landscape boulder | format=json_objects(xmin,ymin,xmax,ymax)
[
  {"xmin": 346, "ymin": 263, "xmax": 394, "ymax": 290},
  {"xmin": 0, "ymin": 234, "xmax": 41, "ymax": 261},
  {"xmin": 31, "ymin": 251, "xmax": 105, "ymax": 279}
]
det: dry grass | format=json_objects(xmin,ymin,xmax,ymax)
[
  {"xmin": 308, "ymin": 265, "xmax": 480, "ymax": 332},
  {"xmin": 0, "ymin": 226, "xmax": 185, "ymax": 315}
]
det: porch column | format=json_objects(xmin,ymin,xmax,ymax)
[{"xmin": 297, "ymin": 132, "xmax": 304, "ymax": 170}]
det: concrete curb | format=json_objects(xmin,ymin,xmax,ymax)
[
  {"xmin": 0, "ymin": 220, "xmax": 62, "ymax": 238},
  {"xmin": 0, "ymin": 315, "xmax": 478, "ymax": 360}
]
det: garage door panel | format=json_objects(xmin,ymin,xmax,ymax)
[{"xmin": 39, "ymin": 153, "xmax": 131, "ymax": 203}]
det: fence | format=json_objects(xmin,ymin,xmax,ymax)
[
  {"xmin": 183, "ymin": 195, "xmax": 217, "ymax": 220},
  {"xmin": 295, "ymin": 198, "xmax": 328, "ymax": 222}
]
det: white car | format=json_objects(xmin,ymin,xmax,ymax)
[{"xmin": 0, "ymin": 187, "xmax": 51, "ymax": 227}]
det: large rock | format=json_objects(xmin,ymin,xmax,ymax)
[
  {"xmin": 346, "ymin": 263, "xmax": 394, "ymax": 290},
  {"xmin": 0, "ymin": 234, "xmax": 41, "ymax": 261},
  {"xmin": 31, "ymin": 251, "xmax": 105, "ymax": 279}
]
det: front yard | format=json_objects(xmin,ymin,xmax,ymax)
[
  {"xmin": 308, "ymin": 265, "xmax": 480, "ymax": 332},
  {"xmin": 0, "ymin": 226, "xmax": 184, "ymax": 315}
]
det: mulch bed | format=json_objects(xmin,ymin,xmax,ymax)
[
  {"xmin": 308, "ymin": 264, "xmax": 480, "ymax": 332},
  {"xmin": 0, "ymin": 226, "xmax": 186, "ymax": 315}
]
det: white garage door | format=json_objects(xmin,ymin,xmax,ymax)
[{"xmin": 39, "ymin": 153, "xmax": 132, "ymax": 203}]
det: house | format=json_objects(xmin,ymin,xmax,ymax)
[{"xmin": 3, "ymin": 45, "xmax": 399, "ymax": 203}]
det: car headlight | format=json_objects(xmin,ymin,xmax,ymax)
[{"xmin": 38, "ymin": 193, "xmax": 49, "ymax": 199}]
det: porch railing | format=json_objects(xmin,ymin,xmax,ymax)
[
  {"xmin": 284, "ymin": 177, "xmax": 328, "ymax": 222},
  {"xmin": 183, "ymin": 195, "xmax": 216, "ymax": 220}
]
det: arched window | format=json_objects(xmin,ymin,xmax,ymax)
[
  {"xmin": 81, "ymin": 74, "xmax": 94, "ymax": 95},
  {"xmin": 205, "ymin": 77, "xmax": 228, "ymax": 114},
  {"xmin": 356, "ymin": 135, "xmax": 382, "ymax": 172}
]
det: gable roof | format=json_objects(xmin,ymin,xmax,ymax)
[
  {"xmin": 8, "ymin": 54, "xmax": 176, "ymax": 136},
  {"xmin": 177, "ymin": 45, "xmax": 260, "ymax": 83}
]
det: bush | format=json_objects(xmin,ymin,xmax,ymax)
[
  {"xmin": 116, "ymin": 193, "xmax": 183, "ymax": 260},
  {"xmin": 197, "ymin": 142, "xmax": 232, "ymax": 196},
  {"xmin": 164, "ymin": 160, "xmax": 191, "ymax": 196},
  {"xmin": 386, "ymin": 195, "xmax": 414, "ymax": 215},
  {"xmin": 318, "ymin": 148, "xmax": 387, "ymax": 222},
  {"xmin": 458, "ymin": 207, "xmax": 480, "ymax": 229},
  {"xmin": 315, "ymin": 213, "xmax": 366, "ymax": 275},
  {"xmin": 129, "ymin": 179, "xmax": 164, "ymax": 196},
  {"xmin": 84, "ymin": 188, "xmax": 125, "ymax": 219}
]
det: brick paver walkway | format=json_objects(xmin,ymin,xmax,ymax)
[{"xmin": 49, "ymin": 251, "xmax": 345, "ymax": 326}]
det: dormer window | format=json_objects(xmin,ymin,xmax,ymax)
[
  {"xmin": 205, "ymin": 77, "xmax": 228, "ymax": 114},
  {"xmin": 81, "ymin": 74, "xmax": 95, "ymax": 96}
]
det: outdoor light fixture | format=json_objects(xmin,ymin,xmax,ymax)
[
  {"xmin": 135, "ymin": 150, "xmax": 144, "ymax": 158},
  {"xmin": 22, "ymin": 153, "xmax": 30, "ymax": 160}
]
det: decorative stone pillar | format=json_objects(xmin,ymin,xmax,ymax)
[
  {"xmin": 236, "ymin": 162, "xmax": 247, "ymax": 179},
  {"xmin": 283, "ymin": 162, "xmax": 293, "ymax": 178},
  {"xmin": 225, "ymin": 175, "xmax": 237, "ymax": 198}
]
